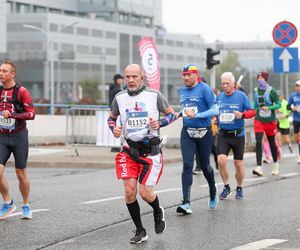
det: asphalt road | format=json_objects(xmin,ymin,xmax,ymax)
[{"xmin": 1, "ymin": 151, "xmax": 300, "ymax": 250}]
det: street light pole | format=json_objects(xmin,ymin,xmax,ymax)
[{"xmin": 23, "ymin": 22, "xmax": 78, "ymax": 115}]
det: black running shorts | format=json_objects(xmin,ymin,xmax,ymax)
[
  {"xmin": 0, "ymin": 129, "xmax": 29, "ymax": 169},
  {"xmin": 217, "ymin": 135, "xmax": 245, "ymax": 160}
]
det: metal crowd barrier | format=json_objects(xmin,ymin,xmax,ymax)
[{"xmin": 65, "ymin": 105, "xmax": 121, "ymax": 148}]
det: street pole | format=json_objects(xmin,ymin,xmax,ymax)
[
  {"xmin": 23, "ymin": 22, "xmax": 79, "ymax": 115},
  {"xmin": 49, "ymin": 40, "xmax": 55, "ymax": 115},
  {"xmin": 101, "ymin": 56, "xmax": 106, "ymax": 103},
  {"xmin": 210, "ymin": 66, "xmax": 216, "ymax": 89}
]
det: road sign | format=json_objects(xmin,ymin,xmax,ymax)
[
  {"xmin": 272, "ymin": 21, "xmax": 298, "ymax": 47},
  {"xmin": 273, "ymin": 47, "xmax": 299, "ymax": 73}
]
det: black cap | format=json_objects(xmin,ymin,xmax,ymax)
[{"xmin": 113, "ymin": 74, "xmax": 123, "ymax": 82}]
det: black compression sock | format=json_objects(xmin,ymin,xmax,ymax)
[{"xmin": 126, "ymin": 200, "xmax": 143, "ymax": 230}]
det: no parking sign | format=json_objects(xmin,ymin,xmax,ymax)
[{"xmin": 272, "ymin": 20, "xmax": 298, "ymax": 47}]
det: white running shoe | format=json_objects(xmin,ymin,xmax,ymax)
[{"xmin": 252, "ymin": 166, "xmax": 264, "ymax": 176}]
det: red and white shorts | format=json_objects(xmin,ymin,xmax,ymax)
[
  {"xmin": 254, "ymin": 119, "xmax": 277, "ymax": 136},
  {"xmin": 115, "ymin": 148, "xmax": 164, "ymax": 186}
]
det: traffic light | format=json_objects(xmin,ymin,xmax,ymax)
[{"xmin": 206, "ymin": 48, "xmax": 220, "ymax": 70}]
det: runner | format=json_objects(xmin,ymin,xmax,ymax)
[
  {"xmin": 287, "ymin": 80, "xmax": 300, "ymax": 163},
  {"xmin": 107, "ymin": 64, "xmax": 176, "ymax": 244},
  {"xmin": 216, "ymin": 72, "xmax": 255, "ymax": 199},
  {"xmin": 0, "ymin": 60, "xmax": 35, "ymax": 220},
  {"xmin": 252, "ymin": 72, "xmax": 281, "ymax": 176},
  {"xmin": 176, "ymin": 64, "xmax": 219, "ymax": 214}
]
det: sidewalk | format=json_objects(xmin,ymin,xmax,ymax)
[{"xmin": 7, "ymin": 146, "xmax": 183, "ymax": 169}]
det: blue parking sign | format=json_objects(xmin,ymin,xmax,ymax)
[{"xmin": 273, "ymin": 47, "xmax": 299, "ymax": 73}]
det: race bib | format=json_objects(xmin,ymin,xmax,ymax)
[
  {"xmin": 126, "ymin": 111, "xmax": 149, "ymax": 132},
  {"xmin": 219, "ymin": 112, "xmax": 235, "ymax": 124},
  {"xmin": 187, "ymin": 128, "xmax": 207, "ymax": 138},
  {"xmin": 276, "ymin": 113, "xmax": 285, "ymax": 119},
  {"xmin": 183, "ymin": 106, "xmax": 198, "ymax": 117},
  {"xmin": 0, "ymin": 112, "xmax": 16, "ymax": 130},
  {"xmin": 259, "ymin": 109, "xmax": 271, "ymax": 118}
]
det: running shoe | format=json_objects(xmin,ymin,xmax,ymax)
[
  {"xmin": 288, "ymin": 144, "xmax": 293, "ymax": 153},
  {"xmin": 192, "ymin": 169, "xmax": 202, "ymax": 175},
  {"xmin": 176, "ymin": 202, "xmax": 192, "ymax": 214},
  {"xmin": 263, "ymin": 158, "xmax": 271, "ymax": 164},
  {"xmin": 208, "ymin": 195, "xmax": 219, "ymax": 209},
  {"xmin": 252, "ymin": 166, "xmax": 264, "ymax": 176},
  {"xmin": 271, "ymin": 162, "xmax": 280, "ymax": 175},
  {"xmin": 235, "ymin": 188, "xmax": 244, "ymax": 199},
  {"xmin": 298, "ymin": 156, "xmax": 300, "ymax": 164},
  {"xmin": 129, "ymin": 228, "xmax": 148, "ymax": 244},
  {"xmin": 0, "ymin": 199, "xmax": 16, "ymax": 220},
  {"xmin": 21, "ymin": 204, "xmax": 33, "ymax": 219},
  {"xmin": 219, "ymin": 187, "xmax": 231, "ymax": 200},
  {"xmin": 153, "ymin": 206, "xmax": 166, "ymax": 234}
]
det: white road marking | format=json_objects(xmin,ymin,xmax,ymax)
[
  {"xmin": 231, "ymin": 239, "xmax": 287, "ymax": 250},
  {"xmin": 8, "ymin": 209, "xmax": 50, "ymax": 217},
  {"xmin": 81, "ymin": 196, "xmax": 123, "ymax": 204},
  {"xmin": 280, "ymin": 172, "xmax": 299, "ymax": 178},
  {"xmin": 155, "ymin": 188, "xmax": 181, "ymax": 194},
  {"xmin": 297, "ymin": 228, "xmax": 300, "ymax": 231},
  {"xmin": 80, "ymin": 171, "xmax": 298, "ymax": 205},
  {"xmin": 244, "ymin": 177, "xmax": 267, "ymax": 182}
]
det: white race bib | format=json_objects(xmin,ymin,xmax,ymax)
[
  {"xmin": 276, "ymin": 113, "xmax": 285, "ymax": 119},
  {"xmin": 126, "ymin": 111, "xmax": 149, "ymax": 132},
  {"xmin": 183, "ymin": 106, "xmax": 198, "ymax": 117},
  {"xmin": 0, "ymin": 112, "xmax": 16, "ymax": 130},
  {"xmin": 219, "ymin": 112, "xmax": 235, "ymax": 124},
  {"xmin": 259, "ymin": 109, "xmax": 271, "ymax": 118}
]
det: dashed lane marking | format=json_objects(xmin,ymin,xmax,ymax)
[
  {"xmin": 231, "ymin": 239, "xmax": 288, "ymax": 250},
  {"xmin": 80, "ymin": 172, "xmax": 298, "ymax": 205},
  {"xmin": 81, "ymin": 196, "xmax": 123, "ymax": 204},
  {"xmin": 280, "ymin": 172, "xmax": 299, "ymax": 178},
  {"xmin": 8, "ymin": 209, "xmax": 50, "ymax": 218}
]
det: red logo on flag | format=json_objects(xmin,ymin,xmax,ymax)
[{"xmin": 138, "ymin": 37, "xmax": 160, "ymax": 91}]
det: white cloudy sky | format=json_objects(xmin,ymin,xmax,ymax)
[{"xmin": 162, "ymin": 0, "xmax": 300, "ymax": 44}]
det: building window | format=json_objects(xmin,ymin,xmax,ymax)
[
  {"xmin": 64, "ymin": 11, "xmax": 76, "ymax": 16},
  {"xmin": 156, "ymin": 39, "xmax": 164, "ymax": 45},
  {"xmin": 176, "ymin": 41, "xmax": 184, "ymax": 47},
  {"xmin": 61, "ymin": 26, "xmax": 74, "ymax": 34},
  {"xmin": 91, "ymin": 46, "xmax": 102, "ymax": 55},
  {"xmin": 77, "ymin": 27, "xmax": 89, "ymax": 36},
  {"xmin": 33, "ymin": 5, "xmax": 47, "ymax": 13},
  {"xmin": 61, "ymin": 43, "xmax": 74, "ymax": 51},
  {"xmin": 16, "ymin": 3, "xmax": 30, "ymax": 13},
  {"xmin": 166, "ymin": 40, "xmax": 174, "ymax": 46},
  {"xmin": 176, "ymin": 55, "xmax": 184, "ymax": 61},
  {"xmin": 49, "ymin": 8, "xmax": 61, "ymax": 14},
  {"xmin": 105, "ymin": 48, "xmax": 117, "ymax": 56},
  {"xmin": 158, "ymin": 53, "xmax": 164, "ymax": 59},
  {"xmin": 166, "ymin": 54, "xmax": 174, "ymax": 60},
  {"xmin": 187, "ymin": 56, "xmax": 195, "ymax": 62},
  {"xmin": 105, "ymin": 31, "xmax": 116, "ymax": 39},
  {"xmin": 77, "ymin": 45, "xmax": 89, "ymax": 54},
  {"xmin": 187, "ymin": 43, "xmax": 194, "ymax": 49},
  {"xmin": 50, "ymin": 24, "xmax": 58, "ymax": 32},
  {"xmin": 131, "ymin": 15, "xmax": 141, "ymax": 26},
  {"xmin": 91, "ymin": 29, "xmax": 103, "ymax": 38},
  {"xmin": 119, "ymin": 13, "xmax": 129, "ymax": 24},
  {"xmin": 143, "ymin": 17, "xmax": 152, "ymax": 27}
]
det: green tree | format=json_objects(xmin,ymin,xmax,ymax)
[{"xmin": 79, "ymin": 78, "xmax": 101, "ymax": 104}]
